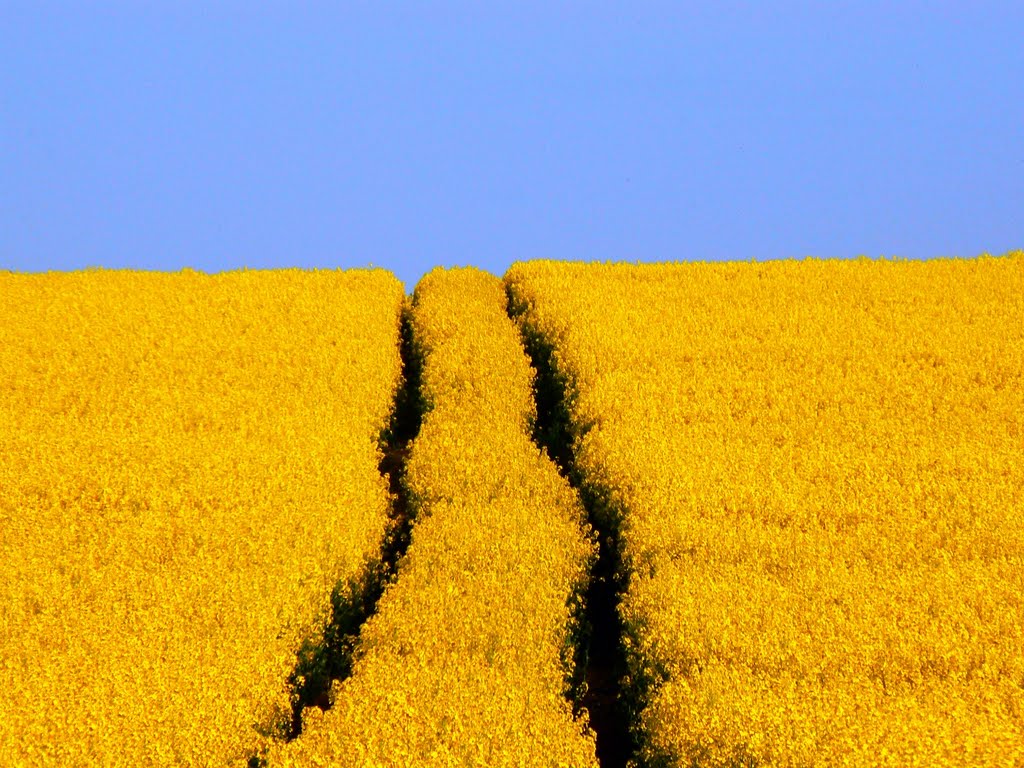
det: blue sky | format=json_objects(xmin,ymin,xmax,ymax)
[{"xmin": 2, "ymin": 2, "xmax": 1021, "ymax": 289}]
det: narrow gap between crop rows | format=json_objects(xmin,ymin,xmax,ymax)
[
  {"xmin": 250, "ymin": 307, "xmax": 423, "ymax": 765},
  {"xmin": 506, "ymin": 288, "xmax": 636, "ymax": 768}
]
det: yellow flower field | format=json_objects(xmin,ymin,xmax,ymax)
[
  {"xmin": 4, "ymin": 255, "xmax": 1022, "ymax": 767},
  {"xmin": 265, "ymin": 267, "xmax": 598, "ymax": 768},
  {"xmin": 0, "ymin": 269, "xmax": 404, "ymax": 766},
  {"xmin": 506, "ymin": 253, "xmax": 1024, "ymax": 766}
]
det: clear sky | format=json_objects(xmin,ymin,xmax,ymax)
[{"xmin": 2, "ymin": 2, "xmax": 1021, "ymax": 290}]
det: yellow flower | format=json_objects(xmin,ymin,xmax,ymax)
[
  {"xmin": 0, "ymin": 268, "xmax": 404, "ymax": 766},
  {"xmin": 266, "ymin": 268, "xmax": 598, "ymax": 767},
  {"xmin": 507, "ymin": 252, "xmax": 1024, "ymax": 767}
]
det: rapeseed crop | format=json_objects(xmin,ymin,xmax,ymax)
[
  {"xmin": 0, "ymin": 269, "xmax": 404, "ymax": 766},
  {"xmin": 507, "ymin": 254, "xmax": 1024, "ymax": 766},
  {"xmin": 267, "ymin": 268, "xmax": 598, "ymax": 767},
  {"xmin": 7, "ymin": 255, "xmax": 1021, "ymax": 767}
]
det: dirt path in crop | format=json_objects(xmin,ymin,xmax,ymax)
[
  {"xmin": 282, "ymin": 307, "xmax": 424, "ymax": 742},
  {"xmin": 506, "ymin": 286, "xmax": 635, "ymax": 768}
]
